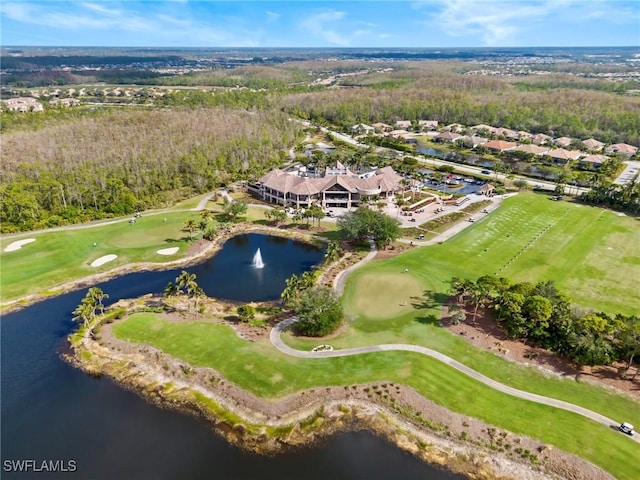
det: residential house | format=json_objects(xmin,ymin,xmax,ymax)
[
  {"xmin": 443, "ymin": 123, "xmax": 464, "ymax": 133},
  {"xmin": 49, "ymin": 98, "xmax": 80, "ymax": 107},
  {"xmin": 372, "ymin": 122, "xmax": 393, "ymax": 133},
  {"xmin": 394, "ymin": 120, "xmax": 412, "ymax": 130},
  {"xmin": 456, "ymin": 135, "xmax": 488, "ymax": 148},
  {"xmin": 546, "ymin": 148, "xmax": 583, "ymax": 164},
  {"xmin": 605, "ymin": 143, "xmax": 638, "ymax": 157},
  {"xmin": 531, "ymin": 133, "xmax": 552, "ymax": 145},
  {"xmin": 483, "ymin": 140, "xmax": 517, "ymax": 152},
  {"xmin": 418, "ymin": 120, "xmax": 438, "ymax": 131},
  {"xmin": 470, "ymin": 124, "xmax": 497, "ymax": 135},
  {"xmin": 518, "ymin": 131, "xmax": 534, "ymax": 142},
  {"xmin": 582, "ymin": 138, "xmax": 605, "ymax": 152},
  {"xmin": 554, "ymin": 137, "xmax": 573, "ymax": 148},
  {"xmin": 494, "ymin": 128, "xmax": 519, "ymax": 140},
  {"xmin": 2, "ymin": 97, "xmax": 44, "ymax": 112},
  {"xmin": 351, "ymin": 123, "xmax": 375, "ymax": 135},
  {"xmin": 580, "ymin": 154, "xmax": 608, "ymax": 168},
  {"xmin": 513, "ymin": 144, "xmax": 550, "ymax": 156},
  {"xmin": 434, "ymin": 131, "xmax": 462, "ymax": 143},
  {"xmin": 253, "ymin": 165, "xmax": 403, "ymax": 210},
  {"xmin": 387, "ymin": 129, "xmax": 411, "ymax": 140}
]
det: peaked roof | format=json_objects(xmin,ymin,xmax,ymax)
[
  {"xmin": 484, "ymin": 140, "xmax": 517, "ymax": 151},
  {"xmin": 547, "ymin": 148, "xmax": 582, "ymax": 160}
]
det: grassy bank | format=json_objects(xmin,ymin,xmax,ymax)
[{"xmin": 113, "ymin": 313, "xmax": 639, "ymax": 480}]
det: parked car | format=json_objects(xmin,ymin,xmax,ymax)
[{"xmin": 619, "ymin": 422, "xmax": 635, "ymax": 436}]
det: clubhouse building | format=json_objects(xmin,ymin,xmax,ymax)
[{"xmin": 251, "ymin": 163, "xmax": 403, "ymax": 210}]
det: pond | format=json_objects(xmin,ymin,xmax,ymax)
[{"xmin": 1, "ymin": 233, "xmax": 465, "ymax": 480}]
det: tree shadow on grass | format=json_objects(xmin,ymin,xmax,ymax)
[{"xmin": 412, "ymin": 290, "xmax": 448, "ymax": 326}]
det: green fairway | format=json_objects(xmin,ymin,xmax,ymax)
[
  {"xmin": 0, "ymin": 211, "xmax": 196, "ymax": 301},
  {"xmin": 372, "ymin": 193, "xmax": 638, "ymax": 315},
  {"xmin": 113, "ymin": 313, "xmax": 640, "ymax": 480}
]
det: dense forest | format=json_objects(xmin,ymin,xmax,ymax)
[
  {"xmin": 0, "ymin": 108, "xmax": 301, "ymax": 232},
  {"xmin": 279, "ymin": 69, "xmax": 640, "ymax": 145}
]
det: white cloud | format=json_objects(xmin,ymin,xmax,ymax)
[
  {"xmin": 266, "ymin": 10, "xmax": 280, "ymax": 23},
  {"xmin": 432, "ymin": 0, "xmax": 557, "ymax": 45},
  {"xmin": 80, "ymin": 2, "xmax": 121, "ymax": 16},
  {"xmin": 422, "ymin": 0, "xmax": 639, "ymax": 45},
  {"xmin": 298, "ymin": 9, "xmax": 377, "ymax": 46},
  {"xmin": 0, "ymin": 1, "xmax": 268, "ymax": 46}
]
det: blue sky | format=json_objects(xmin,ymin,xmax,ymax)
[{"xmin": 2, "ymin": 1, "xmax": 639, "ymax": 48}]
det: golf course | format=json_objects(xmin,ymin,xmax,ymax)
[{"xmin": 4, "ymin": 190, "xmax": 639, "ymax": 479}]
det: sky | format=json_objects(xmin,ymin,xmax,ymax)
[{"xmin": 1, "ymin": 1, "xmax": 639, "ymax": 48}]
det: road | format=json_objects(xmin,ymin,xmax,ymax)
[{"xmin": 270, "ymin": 317, "xmax": 639, "ymax": 444}]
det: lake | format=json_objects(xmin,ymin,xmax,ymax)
[{"xmin": 1, "ymin": 233, "xmax": 464, "ymax": 479}]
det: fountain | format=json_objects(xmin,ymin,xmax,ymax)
[{"xmin": 252, "ymin": 248, "xmax": 265, "ymax": 269}]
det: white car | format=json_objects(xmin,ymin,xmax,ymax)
[{"xmin": 619, "ymin": 422, "xmax": 634, "ymax": 436}]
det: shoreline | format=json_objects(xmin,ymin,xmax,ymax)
[
  {"xmin": 0, "ymin": 224, "xmax": 328, "ymax": 314},
  {"xmin": 64, "ymin": 305, "xmax": 612, "ymax": 480}
]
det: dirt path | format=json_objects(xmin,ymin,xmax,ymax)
[{"xmin": 270, "ymin": 318, "xmax": 639, "ymax": 444}]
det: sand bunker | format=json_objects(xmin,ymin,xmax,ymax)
[
  {"xmin": 157, "ymin": 247, "xmax": 179, "ymax": 256},
  {"xmin": 90, "ymin": 254, "xmax": 118, "ymax": 267},
  {"xmin": 4, "ymin": 238, "xmax": 36, "ymax": 252}
]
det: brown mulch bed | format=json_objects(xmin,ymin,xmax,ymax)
[{"xmin": 442, "ymin": 302, "xmax": 640, "ymax": 399}]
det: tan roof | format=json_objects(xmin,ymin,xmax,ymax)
[
  {"xmin": 514, "ymin": 144, "xmax": 549, "ymax": 155},
  {"xmin": 484, "ymin": 140, "xmax": 517, "ymax": 151},
  {"xmin": 258, "ymin": 166, "xmax": 402, "ymax": 197},
  {"xmin": 605, "ymin": 143, "xmax": 638, "ymax": 156},
  {"xmin": 580, "ymin": 154, "xmax": 608, "ymax": 165},
  {"xmin": 582, "ymin": 138, "xmax": 604, "ymax": 150},
  {"xmin": 435, "ymin": 131, "xmax": 461, "ymax": 141},
  {"xmin": 531, "ymin": 133, "xmax": 552, "ymax": 145},
  {"xmin": 554, "ymin": 137, "xmax": 573, "ymax": 147},
  {"xmin": 546, "ymin": 148, "xmax": 582, "ymax": 160}
]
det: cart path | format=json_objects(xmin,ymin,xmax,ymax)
[{"xmin": 270, "ymin": 318, "xmax": 640, "ymax": 444}]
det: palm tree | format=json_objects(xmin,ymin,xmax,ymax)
[
  {"xmin": 72, "ymin": 301, "xmax": 95, "ymax": 327},
  {"xmin": 87, "ymin": 287, "xmax": 108, "ymax": 315},
  {"xmin": 200, "ymin": 209, "xmax": 212, "ymax": 222},
  {"xmin": 324, "ymin": 241, "xmax": 341, "ymax": 263},
  {"xmin": 183, "ymin": 219, "xmax": 197, "ymax": 239}
]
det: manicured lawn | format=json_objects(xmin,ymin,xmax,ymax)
[
  {"xmin": 360, "ymin": 193, "xmax": 639, "ymax": 315},
  {"xmin": 113, "ymin": 313, "xmax": 640, "ymax": 480},
  {"xmin": 0, "ymin": 211, "xmax": 196, "ymax": 301}
]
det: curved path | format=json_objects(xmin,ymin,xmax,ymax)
[{"xmin": 271, "ymin": 319, "xmax": 639, "ymax": 444}]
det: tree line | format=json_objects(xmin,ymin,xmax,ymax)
[
  {"xmin": 1, "ymin": 108, "xmax": 301, "ymax": 233},
  {"xmin": 279, "ymin": 71, "xmax": 640, "ymax": 145},
  {"xmin": 450, "ymin": 275, "xmax": 640, "ymax": 374}
]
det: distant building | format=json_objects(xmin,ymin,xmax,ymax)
[
  {"xmin": 434, "ymin": 131, "xmax": 462, "ymax": 143},
  {"xmin": 372, "ymin": 122, "xmax": 393, "ymax": 133},
  {"xmin": 394, "ymin": 120, "xmax": 412, "ymax": 129},
  {"xmin": 418, "ymin": 120, "xmax": 439, "ymax": 131},
  {"xmin": 580, "ymin": 154, "xmax": 608, "ymax": 168},
  {"xmin": 49, "ymin": 98, "xmax": 80, "ymax": 107},
  {"xmin": 582, "ymin": 138, "xmax": 605, "ymax": 151},
  {"xmin": 351, "ymin": 123, "xmax": 375, "ymax": 135},
  {"xmin": 2, "ymin": 97, "xmax": 44, "ymax": 112},
  {"xmin": 546, "ymin": 148, "xmax": 583, "ymax": 164},
  {"xmin": 484, "ymin": 140, "xmax": 517, "ymax": 152},
  {"xmin": 554, "ymin": 137, "xmax": 573, "ymax": 148},
  {"xmin": 531, "ymin": 133, "xmax": 552, "ymax": 145},
  {"xmin": 514, "ymin": 144, "xmax": 550, "ymax": 156},
  {"xmin": 605, "ymin": 143, "xmax": 638, "ymax": 157},
  {"xmin": 456, "ymin": 135, "xmax": 488, "ymax": 148}
]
